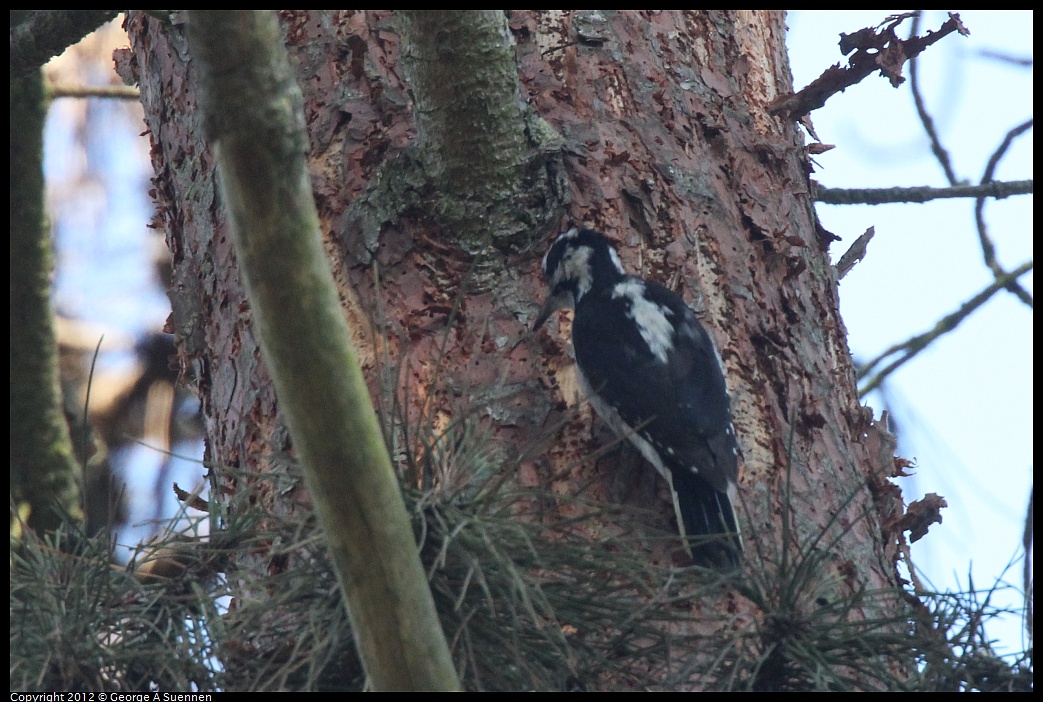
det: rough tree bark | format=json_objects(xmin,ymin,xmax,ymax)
[{"xmin": 117, "ymin": 9, "xmax": 908, "ymax": 688}]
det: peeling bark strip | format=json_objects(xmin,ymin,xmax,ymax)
[
  {"xmin": 770, "ymin": 12, "xmax": 969, "ymax": 120},
  {"xmin": 835, "ymin": 226, "xmax": 874, "ymax": 280}
]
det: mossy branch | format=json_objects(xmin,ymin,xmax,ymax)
[{"xmin": 185, "ymin": 10, "xmax": 459, "ymax": 691}]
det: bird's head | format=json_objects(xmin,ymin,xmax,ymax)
[{"xmin": 534, "ymin": 228, "xmax": 626, "ymax": 330}]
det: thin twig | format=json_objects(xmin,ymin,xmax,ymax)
[
  {"xmin": 974, "ymin": 119, "xmax": 1034, "ymax": 308},
  {"xmin": 978, "ymin": 49, "xmax": 1033, "ymax": 67},
  {"xmin": 908, "ymin": 12, "xmax": 960, "ymax": 185},
  {"xmin": 858, "ymin": 261, "xmax": 1033, "ymax": 396}
]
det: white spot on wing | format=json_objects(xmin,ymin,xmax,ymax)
[{"xmin": 612, "ymin": 279, "xmax": 674, "ymax": 364}]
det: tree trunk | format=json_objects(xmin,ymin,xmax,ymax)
[{"xmin": 119, "ymin": 9, "xmax": 906, "ymax": 689}]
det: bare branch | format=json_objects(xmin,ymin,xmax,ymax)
[
  {"xmin": 814, "ymin": 179, "xmax": 1032, "ymax": 205},
  {"xmin": 770, "ymin": 12, "xmax": 970, "ymax": 120},
  {"xmin": 185, "ymin": 10, "xmax": 460, "ymax": 690},
  {"xmin": 9, "ymin": 10, "xmax": 120, "ymax": 79},
  {"xmin": 46, "ymin": 83, "xmax": 141, "ymax": 100}
]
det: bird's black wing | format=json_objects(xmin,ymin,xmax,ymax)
[{"xmin": 572, "ymin": 278, "xmax": 738, "ymax": 493}]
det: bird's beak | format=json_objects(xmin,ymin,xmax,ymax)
[{"xmin": 533, "ymin": 292, "xmax": 567, "ymax": 331}]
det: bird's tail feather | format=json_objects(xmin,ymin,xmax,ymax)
[{"xmin": 666, "ymin": 468, "xmax": 742, "ymax": 570}]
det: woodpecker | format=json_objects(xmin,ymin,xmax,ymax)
[{"xmin": 535, "ymin": 228, "xmax": 742, "ymax": 569}]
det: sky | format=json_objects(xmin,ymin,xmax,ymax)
[
  {"xmin": 42, "ymin": 10, "xmax": 1032, "ymax": 661},
  {"xmin": 787, "ymin": 10, "xmax": 1032, "ymax": 656}
]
